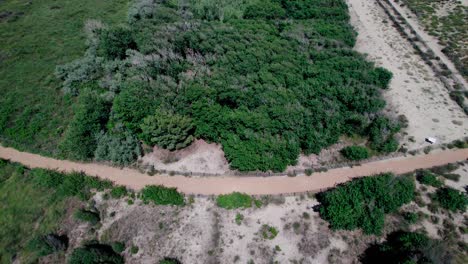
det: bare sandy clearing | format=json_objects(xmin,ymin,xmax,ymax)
[
  {"xmin": 141, "ymin": 139, "xmax": 231, "ymax": 175},
  {"xmin": 347, "ymin": 0, "xmax": 467, "ymax": 150}
]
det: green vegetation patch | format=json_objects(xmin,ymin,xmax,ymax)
[
  {"xmin": 361, "ymin": 231, "xmax": 432, "ymax": 263},
  {"xmin": 260, "ymin": 224, "xmax": 279, "ymax": 240},
  {"xmin": 434, "ymin": 187, "xmax": 467, "ymax": 212},
  {"xmin": 140, "ymin": 185, "xmax": 185, "ymax": 206},
  {"xmin": 0, "ymin": 0, "xmax": 129, "ymax": 155},
  {"xmin": 69, "ymin": 243, "xmax": 124, "ymax": 264},
  {"xmin": 52, "ymin": 0, "xmax": 397, "ymax": 171},
  {"xmin": 318, "ymin": 173, "xmax": 415, "ymax": 234},
  {"xmin": 416, "ymin": 170, "xmax": 442, "ymax": 187},
  {"xmin": 216, "ymin": 192, "xmax": 253, "ymax": 209},
  {"xmin": 340, "ymin": 145, "xmax": 370, "ymax": 161},
  {"xmin": 0, "ymin": 159, "xmax": 116, "ymax": 263}
]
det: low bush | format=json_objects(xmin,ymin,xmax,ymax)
[
  {"xmin": 260, "ymin": 225, "xmax": 278, "ymax": 240},
  {"xmin": 440, "ymin": 173, "xmax": 461, "ymax": 182},
  {"xmin": 318, "ymin": 173, "xmax": 414, "ymax": 234},
  {"xmin": 416, "ymin": 170, "xmax": 442, "ymax": 188},
  {"xmin": 110, "ymin": 186, "xmax": 128, "ymax": 199},
  {"xmin": 434, "ymin": 187, "xmax": 467, "ymax": 212},
  {"xmin": 235, "ymin": 213, "xmax": 244, "ymax": 225},
  {"xmin": 429, "ymin": 163, "xmax": 459, "ymax": 175},
  {"xmin": 111, "ymin": 242, "xmax": 125, "ymax": 253},
  {"xmin": 140, "ymin": 185, "xmax": 184, "ymax": 206},
  {"xmin": 59, "ymin": 89, "xmax": 110, "ymax": 160},
  {"xmin": 360, "ymin": 231, "xmax": 432, "ymax": 263},
  {"xmin": 98, "ymin": 27, "xmax": 136, "ymax": 60},
  {"xmin": 403, "ymin": 212, "xmax": 419, "ymax": 224},
  {"xmin": 139, "ymin": 110, "xmax": 194, "ymax": 151},
  {"xmin": 74, "ymin": 209, "xmax": 100, "ymax": 225},
  {"xmin": 216, "ymin": 192, "xmax": 252, "ymax": 209},
  {"xmin": 68, "ymin": 243, "xmax": 123, "ymax": 264},
  {"xmin": 94, "ymin": 129, "xmax": 141, "ymax": 166},
  {"xmin": 340, "ymin": 146, "xmax": 369, "ymax": 161}
]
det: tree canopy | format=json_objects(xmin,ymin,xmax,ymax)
[{"xmin": 56, "ymin": 0, "xmax": 398, "ymax": 171}]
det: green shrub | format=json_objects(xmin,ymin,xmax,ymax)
[
  {"xmin": 110, "ymin": 186, "xmax": 128, "ymax": 199},
  {"xmin": 68, "ymin": 243, "xmax": 123, "ymax": 264},
  {"xmin": 244, "ymin": 1, "xmax": 285, "ymax": 19},
  {"xmin": 140, "ymin": 185, "xmax": 185, "ymax": 205},
  {"xmin": 216, "ymin": 192, "xmax": 252, "ymax": 209},
  {"xmin": 403, "ymin": 212, "xmax": 419, "ymax": 224},
  {"xmin": 94, "ymin": 129, "xmax": 141, "ymax": 166},
  {"xmin": 235, "ymin": 213, "xmax": 244, "ymax": 225},
  {"xmin": 98, "ymin": 27, "xmax": 136, "ymax": 60},
  {"xmin": 416, "ymin": 170, "xmax": 442, "ymax": 188},
  {"xmin": 340, "ymin": 145, "xmax": 369, "ymax": 161},
  {"xmin": 59, "ymin": 89, "xmax": 110, "ymax": 160},
  {"xmin": 140, "ymin": 110, "xmax": 194, "ymax": 151},
  {"xmin": 111, "ymin": 81, "xmax": 161, "ymax": 133},
  {"xmin": 440, "ymin": 173, "xmax": 461, "ymax": 182},
  {"xmin": 318, "ymin": 173, "xmax": 414, "ymax": 234},
  {"xmin": 27, "ymin": 236, "xmax": 54, "ymax": 257},
  {"xmin": 111, "ymin": 242, "xmax": 125, "ymax": 253},
  {"xmin": 435, "ymin": 187, "xmax": 467, "ymax": 212},
  {"xmin": 260, "ymin": 224, "xmax": 278, "ymax": 240},
  {"xmin": 130, "ymin": 245, "xmax": 139, "ymax": 254},
  {"xmin": 360, "ymin": 231, "xmax": 432, "ymax": 264},
  {"xmin": 74, "ymin": 209, "xmax": 100, "ymax": 225},
  {"xmin": 429, "ymin": 163, "xmax": 459, "ymax": 175},
  {"xmin": 31, "ymin": 169, "xmax": 64, "ymax": 189}
]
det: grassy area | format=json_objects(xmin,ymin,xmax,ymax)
[
  {"xmin": 0, "ymin": 0, "xmax": 130, "ymax": 156},
  {"xmin": 0, "ymin": 158, "xmax": 114, "ymax": 263},
  {"xmin": 401, "ymin": 0, "xmax": 468, "ymax": 78},
  {"xmin": 0, "ymin": 161, "xmax": 67, "ymax": 263}
]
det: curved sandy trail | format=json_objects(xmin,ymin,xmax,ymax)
[{"xmin": 0, "ymin": 145, "xmax": 467, "ymax": 195}]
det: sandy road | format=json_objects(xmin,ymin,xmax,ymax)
[{"xmin": 0, "ymin": 145, "xmax": 467, "ymax": 195}]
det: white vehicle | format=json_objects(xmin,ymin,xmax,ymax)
[{"xmin": 425, "ymin": 137, "xmax": 437, "ymax": 144}]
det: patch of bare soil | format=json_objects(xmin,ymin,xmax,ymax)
[
  {"xmin": 347, "ymin": 0, "xmax": 468, "ymax": 150},
  {"xmin": 141, "ymin": 139, "xmax": 231, "ymax": 175}
]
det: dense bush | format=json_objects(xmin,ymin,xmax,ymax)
[
  {"xmin": 140, "ymin": 110, "xmax": 194, "ymax": 151},
  {"xmin": 244, "ymin": 1, "xmax": 286, "ymax": 19},
  {"xmin": 110, "ymin": 186, "xmax": 128, "ymax": 199},
  {"xmin": 360, "ymin": 231, "xmax": 434, "ymax": 264},
  {"xmin": 74, "ymin": 209, "xmax": 100, "ymax": 225},
  {"xmin": 59, "ymin": 90, "xmax": 110, "ymax": 160},
  {"xmin": 56, "ymin": 0, "xmax": 397, "ymax": 171},
  {"xmin": 140, "ymin": 185, "xmax": 185, "ymax": 205},
  {"xmin": 416, "ymin": 170, "xmax": 442, "ymax": 188},
  {"xmin": 216, "ymin": 192, "xmax": 253, "ymax": 209},
  {"xmin": 318, "ymin": 173, "xmax": 414, "ymax": 234},
  {"xmin": 434, "ymin": 187, "xmax": 467, "ymax": 212},
  {"xmin": 111, "ymin": 242, "xmax": 125, "ymax": 253},
  {"xmin": 68, "ymin": 243, "xmax": 123, "ymax": 264},
  {"xmin": 98, "ymin": 28, "xmax": 136, "ymax": 60},
  {"xmin": 94, "ymin": 128, "xmax": 141, "ymax": 165},
  {"xmin": 340, "ymin": 145, "xmax": 369, "ymax": 161}
]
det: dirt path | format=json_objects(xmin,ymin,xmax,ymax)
[{"xmin": 1, "ymin": 145, "xmax": 466, "ymax": 195}]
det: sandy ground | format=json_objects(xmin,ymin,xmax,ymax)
[
  {"xmin": 92, "ymin": 195, "xmax": 366, "ymax": 264},
  {"xmin": 347, "ymin": 0, "xmax": 468, "ymax": 150},
  {"xmin": 0, "ymin": 144, "xmax": 467, "ymax": 195},
  {"xmin": 389, "ymin": 0, "xmax": 467, "ymax": 88},
  {"xmin": 141, "ymin": 139, "xmax": 231, "ymax": 174},
  {"xmin": 75, "ymin": 180, "xmax": 466, "ymax": 264}
]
